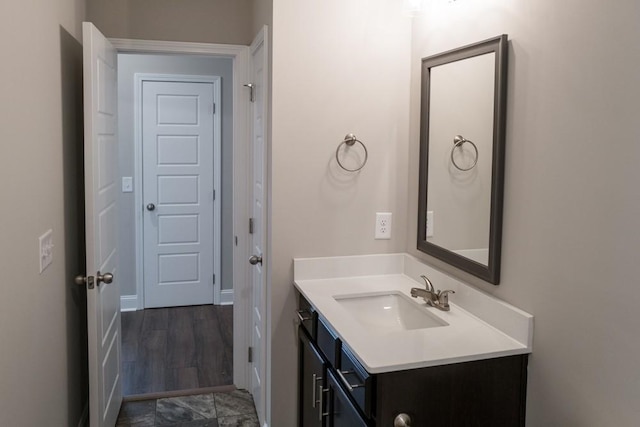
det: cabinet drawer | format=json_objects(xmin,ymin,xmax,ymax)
[
  {"xmin": 317, "ymin": 317, "xmax": 341, "ymax": 367},
  {"xmin": 338, "ymin": 346, "xmax": 375, "ymax": 419},
  {"xmin": 297, "ymin": 294, "xmax": 317, "ymax": 339},
  {"xmin": 327, "ymin": 369, "xmax": 369, "ymax": 427}
]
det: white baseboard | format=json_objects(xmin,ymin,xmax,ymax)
[
  {"xmin": 120, "ymin": 295, "xmax": 139, "ymax": 312},
  {"xmin": 122, "ymin": 292, "xmax": 231, "ymax": 309},
  {"xmin": 77, "ymin": 401, "xmax": 88, "ymax": 427},
  {"xmin": 220, "ymin": 289, "xmax": 234, "ymax": 305}
]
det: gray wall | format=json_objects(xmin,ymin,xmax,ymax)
[
  {"xmin": 0, "ymin": 0, "xmax": 88, "ymax": 425},
  {"xmin": 407, "ymin": 1, "xmax": 640, "ymax": 426},
  {"xmin": 251, "ymin": 0, "xmax": 273, "ymax": 39},
  {"xmin": 117, "ymin": 53, "xmax": 235, "ymax": 296},
  {"xmin": 270, "ymin": 1, "xmax": 411, "ymax": 425},
  {"xmin": 87, "ymin": 0, "xmax": 253, "ymax": 45}
]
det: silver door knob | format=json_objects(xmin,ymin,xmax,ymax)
[
  {"xmin": 74, "ymin": 273, "xmax": 111, "ymax": 289},
  {"xmin": 249, "ymin": 255, "xmax": 262, "ymax": 265},
  {"xmin": 394, "ymin": 413, "xmax": 412, "ymax": 427},
  {"xmin": 75, "ymin": 274, "xmax": 96, "ymax": 289},
  {"xmin": 97, "ymin": 271, "xmax": 114, "ymax": 285},
  {"xmin": 147, "ymin": 203, "xmax": 156, "ymax": 211}
]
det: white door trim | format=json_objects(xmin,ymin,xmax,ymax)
[
  {"xmin": 134, "ymin": 73, "xmax": 222, "ymax": 307},
  {"xmin": 110, "ymin": 38, "xmax": 252, "ymax": 390}
]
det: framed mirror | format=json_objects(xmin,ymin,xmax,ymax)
[{"xmin": 417, "ymin": 35, "xmax": 508, "ymax": 284}]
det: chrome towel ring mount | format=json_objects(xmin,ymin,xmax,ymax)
[
  {"xmin": 450, "ymin": 135, "xmax": 478, "ymax": 171},
  {"xmin": 336, "ymin": 133, "xmax": 368, "ymax": 172}
]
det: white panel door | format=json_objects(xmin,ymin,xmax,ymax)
[
  {"xmin": 249, "ymin": 28, "xmax": 268, "ymax": 426},
  {"xmin": 82, "ymin": 22, "xmax": 122, "ymax": 427},
  {"xmin": 142, "ymin": 80, "xmax": 219, "ymax": 308}
]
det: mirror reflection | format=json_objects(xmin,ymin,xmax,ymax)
[{"xmin": 427, "ymin": 53, "xmax": 495, "ymax": 265}]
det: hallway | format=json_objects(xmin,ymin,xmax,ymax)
[{"xmin": 122, "ymin": 305, "xmax": 233, "ymax": 396}]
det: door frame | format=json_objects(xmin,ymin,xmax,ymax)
[
  {"xmin": 110, "ymin": 38, "xmax": 252, "ymax": 390},
  {"xmin": 134, "ymin": 73, "xmax": 222, "ymax": 307}
]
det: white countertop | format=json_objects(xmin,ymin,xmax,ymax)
[{"xmin": 294, "ymin": 253, "xmax": 533, "ymax": 374}]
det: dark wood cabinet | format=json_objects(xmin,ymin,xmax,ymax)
[
  {"xmin": 299, "ymin": 331, "xmax": 326, "ymax": 427},
  {"xmin": 375, "ymin": 355, "xmax": 528, "ymax": 426},
  {"xmin": 327, "ymin": 369, "xmax": 369, "ymax": 427},
  {"xmin": 299, "ymin": 329, "xmax": 371, "ymax": 427},
  {"xmin": 297, "ymin": 294, "xmax": 528, "ymax": 427}
]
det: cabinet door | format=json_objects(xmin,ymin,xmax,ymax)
[
  {"xmin": 327, "ymin": 370, "xmax": 368, "ymax": 427},
  {"xmin": 376, "ymin": 355, "xmax": 528, "ymax": 426},
  {"xmin": 299, "ymin": 330, "xmax": 326, "ymax": 427}
]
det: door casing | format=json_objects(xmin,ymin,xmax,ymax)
[{"xmin": 110, "ymin": 38, "xmax": 253, "ymax": 391}]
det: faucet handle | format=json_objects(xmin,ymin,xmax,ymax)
[
  {"xmin": 420, "ymin": 275, "xmax": 435, "ymax": 292},
  {"xmin": 437, "ymin": 290, "xmax": 455, "ymax": 308}
]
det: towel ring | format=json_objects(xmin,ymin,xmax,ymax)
[
  {"xmin": 336, "ymin": 133, "xmax": 368, "ymax": 172},
  {"xmin": 450, "ymin": 135, "xmax": 478, "ymax": 171}
]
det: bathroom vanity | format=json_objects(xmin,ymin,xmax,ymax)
[{"xmin": 294, "ymin": 254, "xmax": 533, "ymax": 426}]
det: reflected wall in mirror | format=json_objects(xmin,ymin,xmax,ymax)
[{"xmin": 417, "ymin": 35, "xmax": 508, "ymax": 284}]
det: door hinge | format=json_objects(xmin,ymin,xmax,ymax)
[
  {"xmin": 235, "ymin": 236, "xmax": 238, "ymax": 246},
  {"xmin": 212, "ymin": 190, "xmax": 216, "ymax": 201},
  {"xmin": 243, "ymin": 83, "xmax": 255, "ymax": 102},
  {"xmin": 213, "ymin": 103, "xmax": 216, "ymax": 114},
  {"xmin": 249, "ymin": 218, "xmax": 254, "ymax": 234},
  {"xmin": 248, "ymin": 346, "xmax": 253, "ymax": 363},
  {"xmin": 213, "ymin": 274, "xmax": 216, "ymax": 284}
]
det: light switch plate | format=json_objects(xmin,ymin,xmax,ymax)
[
  {"xmin": 122, "ymin": 176, "xmax": 133, "ymax": 193},
  {"xmin": 39, "ymin": 229, "xmax": 54, "ymax": 273}
]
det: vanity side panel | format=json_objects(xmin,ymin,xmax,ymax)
[{"xmin": 376, "ymin": 355, "xmax": 527, "ymax": 426}]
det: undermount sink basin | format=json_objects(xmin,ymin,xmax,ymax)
[{"xmin": 334, "ymin": 292, "xmax": 448, "ymax": 333}]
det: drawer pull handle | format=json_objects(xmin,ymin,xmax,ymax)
[
  {"xmin": 296, "ymin": 310, "xmax": 312, "ymax": 323},
  {"xmin": 318, "ymin": 384, "xmax": 329, "ymax": 421},
  {"xmin": 311, "ymin": 374, "xmax": 323, "ymax": 408},
  {"xmin": 336, "ymin": 369, "xmax": 364, "ymax": 392}
]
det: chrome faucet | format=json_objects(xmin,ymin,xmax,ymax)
[{"xmin": 410, "ymin": 275, "xmax": 455, "ymax": 311}]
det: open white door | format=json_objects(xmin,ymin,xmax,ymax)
[
  {"xmin": 81, "ymin": 22, "xmax": 122, "ymax": 427},
  {"xmin": 248, "ymin": 26, "xmax": 269, "ymax": 427}
]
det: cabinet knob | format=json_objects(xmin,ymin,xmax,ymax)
[{"xmin": 394, "ymin": 413, "xmax": 412, "ymax": 427}]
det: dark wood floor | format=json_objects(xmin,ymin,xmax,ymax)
[{"xmin": 121, "ymin": 305, "xmax": 233, "ymax": 396}]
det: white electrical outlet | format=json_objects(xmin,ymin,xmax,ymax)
[
  {"xmin": 39, "ymin": 229, "xmax": 54, "ymax": 273},
  {"xmin": 426, "ymin": 211, "xmax": 434, "ymax": 238},
  {"xmin": 375, "ymin": 212, "xmax": 392, "ymax": 239}
]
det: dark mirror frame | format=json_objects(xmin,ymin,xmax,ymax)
[{"xmin": 417, "ymin": 35, "xmax": 508, "ymax": 285}]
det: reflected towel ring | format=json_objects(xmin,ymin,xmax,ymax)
[
  {"xmin": 336, "ymin": 133, "xmax": 368, "ymax": 172},
  {"xmin": 450, "ymin": 135, "xmax": 478, "ymax": 171}
]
